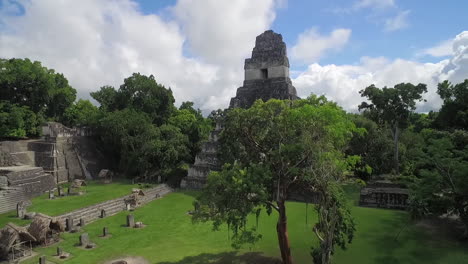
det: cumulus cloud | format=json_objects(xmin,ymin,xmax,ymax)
[
  {"xmin": 290, "ymin": 28, "xmax": 351, "ymax": 64},
  {"xmin": 0, "ymin": 0, "xmax": 278, "ymax": 112},
  {"xmin": 292, "ymin": 31, "xmax": 468, "ymax": 113},
  {"xmin": 420, "ymin": 39, "xmax": 454, "ymax": 57},
  {"xmin": 384, "ymin": 9, "xmax": 410, "ymax": 31}
]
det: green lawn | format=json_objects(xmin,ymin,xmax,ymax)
[
  {"xmin": 0, "ymin": 180, "xmax": 140, "ymax": 228},
  {"xmin": 20, "ymin": 190, "xmax": 468, "ymax": 264}
]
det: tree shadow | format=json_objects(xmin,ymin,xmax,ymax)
[{"xmin": 157, "ymin": 251, "xmax": 281, "ymax": 264}]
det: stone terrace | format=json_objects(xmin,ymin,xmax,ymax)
[{"xmin": 57, "ymin": 184, "xmax": 173, "ymax": 229}]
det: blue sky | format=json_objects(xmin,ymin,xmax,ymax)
[
  {"xmin": 1, "ymin": 0, "xmax": 467, "ymax": 112},
  {"xmin": 133, "ymin": 0, "xmax": 467, "ymax": 66}
]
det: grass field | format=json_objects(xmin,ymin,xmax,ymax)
[
  {"xmin": 0, "ymin": 180, "xmax": 139, "ymax": 228},
  {"xmin": 20, "ymin": 188, "xmax": 468, "ymax": 264}
]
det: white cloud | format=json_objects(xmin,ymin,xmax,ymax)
[
  {"xmin": 353, "ymin": 0, "xmax": 395, "ymax": 10},
  {"xmin": 384, "ymin": 9, "xmax": 410, "ymax": 31},
  {"xmin": 439, "ymin": 31, "xmax": 468, "ymax": 84},
  {"xmin": 292, "ymin": 31, "xmax": 468, "ymax": 113},
  {"xmin": 0, "ymin": 0, "xmax": 278, "ymax": 113},
  {"xmin": 172, "ymin": 0, "xmax": 276, "ymax": 67},
  {"xmin": 420, "ymin": 39, "xmax": 454, "ymax": 57},
  {"xmin": 292, "ymin": 57, "xmax": 444, "ymax": 112},
  {"xmin": 290, "ymin": 28, "xmax": 351, "ymax": 64}
]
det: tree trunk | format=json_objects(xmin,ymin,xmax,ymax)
[
  {"xmin": 276, "ymin": 199, "xmax": 293, "ymax": 264},
  {"xmin": 455, "ymin": 201, "xmax": 468, "ymax": 239},
  {"xmin": 393, "ymin": 124, "xmax": 400, "ymax": 175}
]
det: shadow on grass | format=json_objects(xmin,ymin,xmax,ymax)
[
  {"xmin": 367, "ymin": 212, "xmax": 446, "ymax": 264},
  {"xmin": 157, "ymin": 251, "xmax": 281, "ymax": 264}
]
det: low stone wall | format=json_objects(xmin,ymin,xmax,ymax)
[
  {"xmin": 0, "ymin": 166, "xmax": 55, "ymax": 214},
  {"xmin": 57, "ymin": 184, "xmax": 173, "ymax": 228}
]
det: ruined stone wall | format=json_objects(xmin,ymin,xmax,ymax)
[
  {"xmin": 0, "ymin": 166, "xmax": 55, "ymax": 214},
  {"xmin": 181, "ymin": 123, "xmax": 222, "ymax": 189}
]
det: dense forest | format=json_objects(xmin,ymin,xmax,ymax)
[{"xmin": 1, "ymin": 58, "xmax": 467, "ymax": 263}]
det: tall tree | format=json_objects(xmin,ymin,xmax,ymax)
[
  {"xmin": 359, "ymin": 83, "xmax": 427, "ymax": 174},
  {"xmin": 169, "ymin": 102, "xmax": 212, "ymax": 162},
  {"xmin": 0, "ymin": 58, "xmax": 76, "ymax": 119},
  {"xmin": 435, "ymin": 79, "xmax": 468, "ymax": 130},
  {"xmin": 193, "ymin": 97, "xmax": 357, "ymax": 264},
  {"xmin": 118, "ymin": 73, "xmax": 175, "ymax": 125}
]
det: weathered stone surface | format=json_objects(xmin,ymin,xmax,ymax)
[
  {"xmin": 126, "ymin": 214, "xmax": 134, "ymax": 228},
  {"xmin": 101, "ymin": 209, "xmax": 106, "ymax": 218},
  {"xmin": 80, "ymin": 218, "xmax": 85, "ymax": 227},
  {"xmin": 39, "ymin": 256, "xmax": 46, "ymax": 264},
  {"xmin": 79, "ymin": 233, "xmax": 89, "ymax": 246},
  {"xmin": 66, "ymin": 217, "xmax": 74, "ymax": 231},
  {"xmin": 230, "ymin": 30, "xmax": 298, "ymax": 109},
  {"xmin": 57, "ymin": 247, "xmax": 63, "ymax": 256},
  {"xmin": 181, "ymin": 119, "xmax": 222, "ymax": 189},
  {"xmin": 359, "ymin": 181, "xmax": 409, "ymax": 209},
  {"xmin": 17, "ymin": 201, "xmax": 26, "ymax": 218},
  {"xmin": 103, "ymin": 227, "xmax": 109, "ymax": 237}
]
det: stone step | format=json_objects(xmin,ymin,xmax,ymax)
[
  {"xmin": 0, "ymin": 188, "xmax": 28, "ymax": 214},
  {"xmin": 57, "ymin": 185, "xmax": 172, "ymax": 228}
]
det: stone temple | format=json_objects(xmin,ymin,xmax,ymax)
[
  {"xmin": 230, "ymin": 30, "xmax": 299, "ymax": 108},
  {"xmin": 181, "ymin": 30, "xmax": 298, "ymax": 189}
]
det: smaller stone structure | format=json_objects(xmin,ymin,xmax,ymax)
[
  {"xmin": 359, "ymin": 181, "xmax": 409, "ymax": 209},
  {"xmin": 79, "ymin": 233, "xmax": 89, "ymax": 247},
  {"xmin": 98, "ymin": 169, "xmax": 113, "ymax": 183},
  {"xmin": 66, "ymin": 217, "xmax": 74, "ymax": 232},
  {"xmin": 126, "ymin": 215, "xmax": 135, "ymax": 228},
  {"xmin": 181, "ymin": 120, "xmax": 222, "ymax": 189},
  {"xmin": 101, "ymin": 209, "xmax": 106, "ymax": 218},
  {"xmin": 17, "ymin": 202, "xmax": 26, "ymax": 219},
  {"xmin": 103, "ymin": 227, "xmax": 109, "ymax": 237}
]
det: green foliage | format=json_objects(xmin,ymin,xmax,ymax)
[
  {"xmin": 435, "ymin": 79, "xmax": 468, "ymax": 130},
  {"xmin": 169, "ymin": 102, "xmax": 212, "ymax": 162},
  {"xmin": 62, "ymin": 99, "xmax": 100, "ymax": 127},
  {"xmin": 0, "ymin": 101, "xmax": 43, "ymax": 138},
  {"xmin": 347, "ymin": 114, "xmax": 394, "ymax": 178},
  {"xmin": 0, "ymin": 58, "xmax": 76, "ymax": 119},
  {"xmin": 98, "ymin": 109, "xmax": 188, "ymax": 179},
  {"xmin": 194, "ymin": 96, "xmax": 357, "ymax": 264},
  {"xmin": 92, "ymin": 73, "xmax": 176, "ymax": 125},
  {"xmin": 90, "ymin": 85, "xmax": 119, "ymax": 111},
  {"xmin": 91, "ymin": 74, "xmax": 211, "ymax": 182},
  {"xmin": 359, "ymin": 83, "xmax": 428, "ymax": 174},
  {"xmin": 408, "ymin": 129, "xmax": 468, "ymax": 237}
]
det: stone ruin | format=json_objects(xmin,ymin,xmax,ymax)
[
  {"xmin": 181, "ymin": 30, "xmax": 298, "ymax": 189},
  {"xmin": 230, "ymin": 30, "xmax": 299, "ymax": 108},
  {"xmin": 0, "ymin": 122, "xmax": 111, "ymax": 214},
  {"xmin": 359, "ymin": 180, "xmax": 409, "ymax": 209}
]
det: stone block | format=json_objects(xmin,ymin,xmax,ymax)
[
  {"xmin": 57, "ymin": 247, "xmax": 63, "ymax": 256},
  {"xmin": 103, "ymin": 227, "xmax": 109, "ymax": 237},
  {"xmin": 101, "ymin": 209, "xmax": 106, "ymax": 218},
  {"xmin": 79, "ymin": 233, "xmax": 89, "ymax": 246},
  {"xmin": 17, "ymin": 202, "xmax": 26, "ymax": 218},
  {"xmin": 66, "ymin": 217, "xmax": 74, "ymax": 231},
  {"xmin": 39, "ymin": 256, "xmax": 46, "ymax": 264},
  {"xmin": 126, "ymin": 214, "xmax": 134, "ymax": 228}
]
